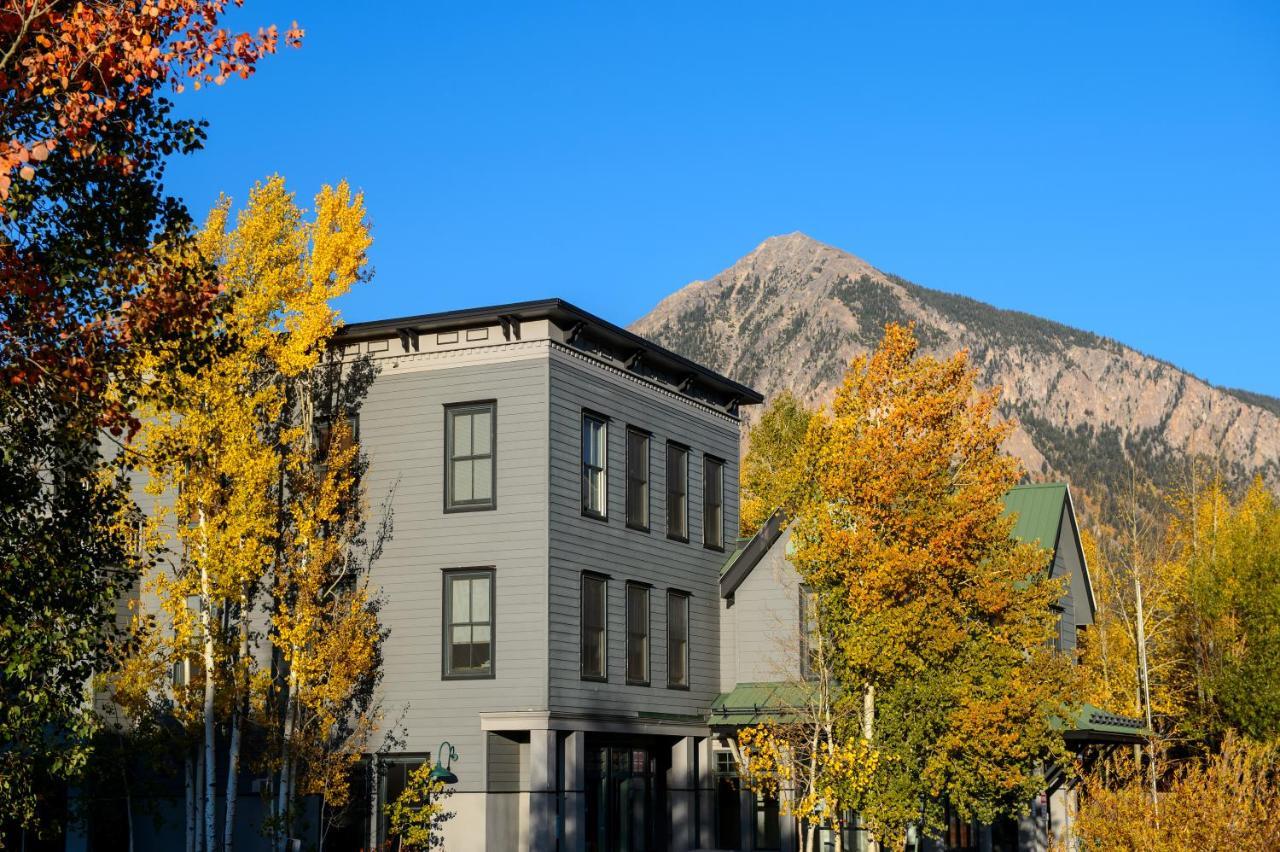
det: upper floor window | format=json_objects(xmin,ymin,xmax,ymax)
[
  {"xmin": 626, "ymin": 583, "xmax": 650, "ymax": 685},
  {"xmin": 667, "ymin": 590, "xmax": 690, "ymax": 689},
  {"xmin": 703, "ymin": 456, "xmax": 724, "ymax": 550},
  {"xmin": 626, "ymin": 428, "xmax": 650, "ymax": 531},
  {"xmin": 581, "ymin": 573, "xmax": 608, "ymax": 680},
  {"xmin": 445, "ymin": 402, "xmax": 496, "ymax": 512},
  {"xmin": 800, "ymin": 586, "xmax": 820, "ymax": 681},
  {"xmin": 666, "ymin": 443, "xmax": 688, "ymax": 542},
  {"xmin": 444, "ymin": 568, "xmax": 494, "ymax": 678},
  {"xmin": 582, "ymin": 412, "xmax": 608, "ymax": 519}
]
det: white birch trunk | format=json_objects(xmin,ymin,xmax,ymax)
[
  {"xmin": 863, "ymin": 684, "xmax": 879, "ymax": 852},
  {"xmin": 224, "ymin": 600, "xmax": 248, "ymax": 852},
  {"xmin": 201, "ymin": 560, "xmax": 217, "ymax": 852},
  {"xmin": 196, "ymin": 748, "xmax": 206, "ymax": 852},
  {"xmin": 276, "ymin": 660, "xmax": 299, "ymax": 852}
]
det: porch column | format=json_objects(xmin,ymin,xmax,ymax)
[
  {"xmin": 669, "ymin": 737, "xmax": 697, "ymax": 851},
  {"xmin": 530, "ymin": 729, "xmax": 558, "ymax": 852},
  {"xmin": 563, "ymin": 730, "xmax": 587, "ymax": 852},
  {"xmin": 739, "ymin": 784, "xmax": 754, "ymax": 850},
  {"xmin": 696, "ymin": 737, "xmax": 716, "ymax": 851}
]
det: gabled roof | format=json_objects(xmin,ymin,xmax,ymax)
[
  {"xmin": 1003, "ymin": 483, "xmax": 1069, "ymax": 549},
  {"xmin": 1003, "ymin": 482, "xmax": 1097, "ymax": 619},
  {"xmin": 720, "ymin": 508, "xmax": 786, "ymax": 597},
  {"xmin": 721, "ymin": 483, "xmax": 1096, "ymax": 613}
]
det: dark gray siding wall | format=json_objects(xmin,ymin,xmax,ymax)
[
  {"xmin": 546, "ymin": 346, "xmax": 741, "ymax": 717},
  {"xmin": 1051, "ymin": 505, "xmax": 1078, "ymax": 655},
  {"xmin": 360, "ymin": 351, "xmax": 551, "ymax": 796},
  {"xmin": 721, "ymin": 528, "xmax": 804, "ymax": 689}
]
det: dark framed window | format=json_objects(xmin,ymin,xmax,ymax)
[
  {"xmin": 582, "ymin": 412, "xmax": 608, "ymax": 519},
  {"xmin": 443, "ymin": 569, "xmax": 494, "ymax": 678},
  {"xmin": 626, "ymin": 583, "xmax": 650, "ymax": 685},
  {"xmin": 703, "ymin": 455, "xmax": 724, "ymax": 550},
  {"xmin": 800, "ymin": 586, "xmax": 820, "ymax": 681},
  {"xmin": 445, "ymin": 402, "xmax": 496, "ymax": 512},
  {"xmin": 667, "ymin": 590, "xmax": 690, "ymax": 688},
  {"xmin": 581, "ymin": 573, "xmax": 608, "ymax": 681},
  {"xmin": 626, "ymin": 428, "xmax": 650, "ymax": 531},
  {"xmin": 666, "ymin": 443, "xmax": 688, "ymax": 542}
]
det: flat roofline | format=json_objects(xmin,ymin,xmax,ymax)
[{"xmin": 337, "ymin": 297, "xmax": 764, "ymax": 404}]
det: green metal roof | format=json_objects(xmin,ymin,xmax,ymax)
[
  {"xmin": 1059, "ymin": 703, "xmax": 1150, "ymax": 744},
  {"xmin": 1003, "ymin": 483, "xmax": 1068, "ymax": 551},
  {"xmin": 710, "ymin": 682, "xmax": 816, "ymax": 726}
]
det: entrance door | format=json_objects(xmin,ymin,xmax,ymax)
[{"xmin": 586, "ymin": 746, "xmax": 658, "ymax": 852}]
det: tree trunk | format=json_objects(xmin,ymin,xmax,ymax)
[
  {"xmin": 276, "ymin": 659, "xmax": 298, "ymax": 852},
  {"xmin": 224, "ymin": 600, "xmax": 249, "ymax": 852},
  {"xmin": 201, "ymin": 560, "xmax": 218, "ymax": 852},
  {"xmin": 1134, "ymin": 574, "xmax": 1158, "ymax": 810},
  {"xmin": 196, "ymin": 748, "xmax": 206, "ymax": 852},
  {"xmin": 119, "ymin": 734, "xmax": 135, "ymax": 852},
  {"xmin": 186, "ymin": 754, "xmax": 196, "ymax": 852},
  {"xmin": 863, "ymin": 684, "xmax": 879, "ymax": 852}
]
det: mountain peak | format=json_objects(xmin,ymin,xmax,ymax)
[{"xmin": 631, "ymin": 234, "xmax": 1280, "ymax": 519}]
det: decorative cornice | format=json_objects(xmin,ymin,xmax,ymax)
[{"xmin": 549, "ymin": 341, "xmax": 742, "ymax": 425}]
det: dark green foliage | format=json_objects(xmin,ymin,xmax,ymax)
[{"xmin": 0, "ymin": 95, "xmax": 210, "ymax": 830}]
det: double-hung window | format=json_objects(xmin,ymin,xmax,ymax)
[
  {"xmin": 703, "ymin": 456, "xmax": 724, "ymax": 549},
  {"xmin": 626, "ymin": 583, "xmax": 650, "ymax": 685},
  {"xmin": 582, "ymin": 413, "xmax": 608, "ymax": 519},
  {"xmin": 667, "ymin": 590, "xmax": 690, "ymax": 688},
  {"xmin": 666, "ymin": 443, "xmax": 688, "ymax": 541},
  {"xmin": 581, "ymin": 573, "xmax": 608, "ymax": 680},
  {"xmin": 445, "ymin": 402, "xmax": 496, "ymax": 511},
  {"xmin": 443, "ymin": 569, "xmax": 494, "ymax": 678},
  {"xmin": 626, "ymin": 428, "xmax": 650, "ymax": 531}
]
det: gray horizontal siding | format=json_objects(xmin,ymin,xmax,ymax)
[
  {"xmin": 361, "ymin": 356, "xmax": 551, "ymax": 794},
  {"xmin": 546, "ymin": 348, "xmax": 742, "ymax": 717},
  {"xmin": 722, "ymin": 528, "xmax": 805, "ymax": 688}
]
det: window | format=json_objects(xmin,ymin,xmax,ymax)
[
  {"xmin": 626, "ymin": 583, "xmax": 650, "ymax": 685},
  {"xmin": 582, "ymin": 413, "xmax": 608, "ymax": 519},
  {"xmin": 667, "ymin": 590, "xmax": 689, "ymax": 688},
  {"xmin": 581, "ymin": 573, "xmax": 608, "ymax": 680},
  {"xmin": 443, "ymin": 569, "xmax": 494, "ymax": 678},
  {"xmin": 445, "ymin": 402, "xmax": 496, "ymax": 511},
  {"xmin": 800, "ymin": 586, "xmax": 820, "ymax": 681},
  {"xmin": 703, "ymin": 456, "xmax": 724, "ymax": 549},
  {"xmin": 626, "ymin": 428, "xmax": 650, "ymax": 531},
  {"xmin": 666, "ymin": 443, "xmax": 688, "ymax": 541}
]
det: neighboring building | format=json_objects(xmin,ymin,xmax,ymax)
[
  {"xmin": 77, "ymin": 299, "xmax": 1143, "ymax": 852},
  {"xmin": 712, "ymin": 484, "xmax": 1146, "ymax": 852}
]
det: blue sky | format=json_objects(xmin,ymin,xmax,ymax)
[{"xmin": 167, "ymin": 1, "xmax": 1280, "ymax": 395}]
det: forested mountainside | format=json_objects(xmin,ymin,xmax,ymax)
[{"xmin": 630, "ymin": 233, "xmax": 1280, "ymax": 522}]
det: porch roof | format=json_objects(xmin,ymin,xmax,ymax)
[{"xmin": 709, "ymin": 681, "xmax": 815, "ymax": 726}]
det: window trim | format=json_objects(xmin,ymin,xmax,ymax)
[
  {"xmin": 625, "ymin": 426, "xmax": 651, "ymax": 532},
  {"xmin": 443, "ymin": 400, "xmax": 498, "ymax": 513},
  {"xmin": 666, "ymin": 589, "xmax": 691, "ymax": 690},
  {"xmin": 441, "ymin": 567, "xmax": 496, "ymax": 680},
  {"xmin": 580, "ymin": 571, "xmax": 609, "ymax": 682},
  {"xmin": 625, "ymin": 581, "xmax": 651, "ymax": 686},
  {"xmin": 666, "ymin": 441, "xmax": 689, "ymax": 543},
  {"xmin": 799, "ymin": 585, "xmax": 820, "ymax": 682},
  {"xmin": 581, "ymin": 410, "xmax": 609, "ymax": 522},
  {"xmin": 702, "ymin": 454, "xmax": 725, "ymax": 551}
]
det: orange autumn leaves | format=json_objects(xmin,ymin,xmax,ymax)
[
  {"xmin": 0, "ymin": 0, "xmax": 302, "ymax": 198},
  {"xmin": 744, "ymin": 323, "xmax": 1076, "ymax": 842}
]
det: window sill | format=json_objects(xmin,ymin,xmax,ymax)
[
  {"xmin": 444, "ymin": 503, "xmax": 497, "ymax": 514},
  {"xmin": 442, "ymin": 671, "xmax": 495, "ymax": 681},
  {"xmin": 581, "ymin": 509, "xmax": 609, "ymax": 523}
]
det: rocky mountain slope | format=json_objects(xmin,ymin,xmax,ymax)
[{"xmin": 631, "ymin": 233, "xmax": 1280, "ymax": 520}]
